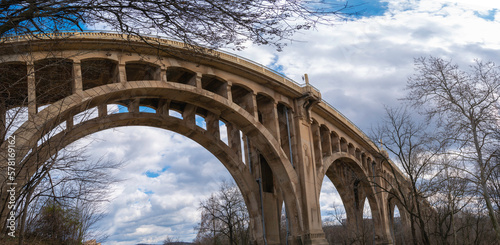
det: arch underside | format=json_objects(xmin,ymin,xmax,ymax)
[
  {"xmin": 3, "ymin": 82, "xmax": 303, "ymax": 243},
  {"xmin": 30, "ymin": 112, "xmax": 266, "ymax": 243},
  {"xmin": 321, "ymin": 155, "xmax": 386, "ymax": 243}
]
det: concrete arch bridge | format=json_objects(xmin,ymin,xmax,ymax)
[{"xmin": 0, "ymin": 32, "xmax": 412, "ymax": 244}]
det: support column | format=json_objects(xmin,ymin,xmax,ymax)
[
  {"xmin": 98, "ymin": 104, "xmax": 107, "ymax": 118},
  {"xmin": 72, "ymin": 59, "xmax": 83, "ymax": 95},
  {"xmin": 226, "ymin": 82, "xmax": 233, "ymax": 102},
  {"xmin": 182, "ymin": 104, "xmax": 196, "ymax": 127},
  {"xmin": 251, "ymin": 93, "xmax": 258, "ymax": 119},
  {"xmin": 206, "ymin": 112, "xmax": 220, "ymax": 140},
  {"xmin": 262, "ymin": 192, "xmax": 280, "ymax": 245},
  {"xmin": 226, "ymin": 122, "xmax": 242, "ymax": 161},
  {"xmin": 331, "ymin": 133, "xmax": 340, "ymax": 153},
  {"xmin": 258, "ymin": 155, "xmax": 281, "ymax": 245},
  {"xmin": 128, "ymin": 98, "xmax": 140, "ymax": 113},
  {"xmin": 27, "ymin": 62, "xmax": 36, "ymax": 117},
  {"xmin": 291, "ymin": 89, "xmax": 328, "ymax": 245},
  {"xmin": 118, "ymin": 62, "xmax": 127, "ymax": 84},
  {"xmin": 266, "ymin": 102, "xmax": 280, "ymax": 139},
  {"xmin": 161, "ymin": 68, "xmax": 167, "ymax": 83},
  {"xmin": 157, "ymin": 99, "xmax": 170, "ymax": 116},
  {"xmin": 66, "ymin": 116, "xmax": 73, "ymax": 130},
  {"xmin": 243, "ymin": 134, "xmax": 258, "ymax": 175},
  {"xmin": 195, "ymin": 72, "xmax": 202, "ymax": 88},
  {"xmin": 256, "ymin": 95, "xmax": 279, "ymax": 139},
  {"xmin": 320, "ymin": 126, "xmax": 332, "ymax": 157}
]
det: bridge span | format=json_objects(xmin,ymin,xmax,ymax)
[{"xmin": 0, "ymin": 32, "xmax": 410, "ymax": 244}]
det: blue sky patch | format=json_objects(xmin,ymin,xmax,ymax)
[
  {"xmin": 145, "ymin": 166, "xmax": 171, "ymax": 178},
  {"xmin": 139, "ymin": 106, "xmax": 156, "ymax": 113},
  {"xmin": 269, "ymin": 55, "xmax": 286, "ymax": 76},
  {"xmin": 336, "ymin": 0, "xmax": 388, "ymax": 18},
  {"xmin": 195, "ymin": 115, "xmax": 206, "ymax": 129},
  {"xmin": 145, "ymin": 171, "xmax": 160, "ymax": 178},
  {"xmin": 475, "ymin": 9, "xmax": 497, "ymax": 21},
  {"xmin": 118, "ymin": 105, "xmax": 129, "ymax": 113}
]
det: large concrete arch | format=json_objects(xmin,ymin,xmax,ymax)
[
  {"xmin": 25, "ymin": 111, "xmax": 267, "ymax": 244},
  {"xmin": 2, "ymin": 82, "xmax": 305, "ymax": 244},
  {"xmin": 0, "ymin": 32, "xmax": 421, "ymax": 244}
]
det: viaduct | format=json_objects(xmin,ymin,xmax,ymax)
[{"xmin": 0, "ymin": 32, "xmax": 411, "ymax": 244}]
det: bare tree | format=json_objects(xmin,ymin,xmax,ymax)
[
  {"xmin": 428, "ymin": 156, "xmax": 476, "ymax": 245},
  {"xmin": 0, "ymin": 51, "xmax": 122, "ymax": 244},
  {"xmin": 195, "ymin": 180, "xmax": 249, "ymax": 245},
  {"xmin": 372, "ymin": 105, "xmax": 444, "ymax": 245},
  {"xmin": 162, "ymin": 236, "xmax": 180, "ymax": 245},
  {"xmin": 322, "ymin": 203, "xmax": 374, "ymax": 245},
  {"xmin": 406, "ymin": 57, "xmax": 500, "ymax": 240},
  {"xmin": 6, "ymin": 139, "xmax": 122, "ymax": 245},
  {"xmin": 1, "ymin": 0, "xmax": 353, "ymax": 50}
]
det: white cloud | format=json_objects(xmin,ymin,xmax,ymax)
[
  {"xmin": 234, "ymin": 0, "xmax": 500, "ymax": 132},
  {"xmin": 76, "ymin": 126, "xmax": 231, "ymax": 244}
]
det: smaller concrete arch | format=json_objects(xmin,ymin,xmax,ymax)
[
  {"xmin": 34, "ymin": 58, "xmax": 73, "ymax": 106},
  {"xmin": 201, "ymin": 74, "xmax": 228, "ymax": 98},
  {"xmin": 0, "ymin": 62, "xmax": 28, "ymax": 108},
  {"xmin": 166, "ymin": 66, "xmax": 197, "ymax": 86},
  {"xmin": 125, "ymin": 61, "xmax": 161, "ymax": 81},
  {"xmin": 355, "ymin": 148, "xmax": 362, "ymax": 161},
  {"xmin": 361, "ymin": 153, "xmax": 367, "ymax": 169},
  {"xmin": 230, "ymin": 83, "xmax": 254, "ymax": 114},
  {"xmin": 320, "ymin": 125, "xmax": 332, "ymax": 157},
  {"xmin": 347, "ymin": 143, "xmax": 355, "ymax": 156},
  {"xmin": 80, "ymin": 58, "xmax": 119, "ymax": 90},
  {"xmin": 340, "ymin": 137, "xmax": 348, "ymax": 152},
  {"xmin": 369, "ymin": 159, "xmax": 377, "ymax": 176},
  {"xmin": 255, "ymin": 93, "xmax": 279, "ymax": 138},
  {"xmin": 330, "ymin": 131, "xmax": 340, "ymax": 153},
  {"xmin": 134, "ymin": 98, "xmax": 162, "ymax": 112},
  {"xmin": 255, "ymin": 91, "xmax": 274, "ymax": 102},
  {"xmin": 276, "ymin": 102, "xmax": 293, "ymax": 115},
  {"xmin": 276, "ymin": 100, "xmax": 293, "ymax": 112},
  {"xmin": 230, "ymin": 82, "xmax": 253, "ymax": 94},
  {"xmin": 310, "ymin": 119, "xmax": 323, "ymax": 168}
]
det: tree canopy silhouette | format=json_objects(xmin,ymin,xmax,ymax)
[{"xmin": 1, "ymin": 0, "xmax": 350, "ymax": 50}]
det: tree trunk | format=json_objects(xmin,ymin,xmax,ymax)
[
  {"xmin": 481, "ymin": 182, "xmax": 500, "ymax": 240},
  {"xmin": 472, "ymin": 123, "xmax": 500, "ymax": 240}
]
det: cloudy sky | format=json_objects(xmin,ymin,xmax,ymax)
[{"xmin": 69, "ymin": 1, "xmax": 500, "ymax": 244}]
